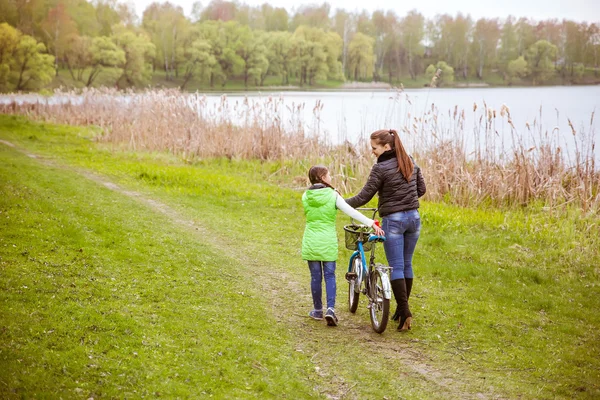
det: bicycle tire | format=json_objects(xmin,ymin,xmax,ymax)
[
  {"xmin": 348, "ymin": 256, "xmax": 361, "ymax": 313},
  {"xmin": 369, "ymin": 269, "xmax": 390, "ymax": 333}
]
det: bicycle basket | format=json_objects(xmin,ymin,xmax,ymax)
[{"xmin": 343, "ymin": 224, "xmax": 373, "ymax": 251}]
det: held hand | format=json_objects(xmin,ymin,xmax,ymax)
[{"xmin": 372, "ymin": 222, "xmax": 385, "ymax": 237}]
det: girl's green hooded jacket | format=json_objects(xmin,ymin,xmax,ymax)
[{"xmin": 302, "ymin": 186, "xmax": 338, "ymax": 261}]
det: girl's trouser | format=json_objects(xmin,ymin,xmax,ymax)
[
  {"xmin": 382, "ymin": 209, "xmax": 421, "ymax": 281},
  {"xmin": 307, "ymin": 261, "xmax": 336, "ymax": 310}
]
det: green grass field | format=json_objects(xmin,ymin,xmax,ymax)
[{"xmin": 1, "ymin": 115, "xmax": 599, "ymax": 399}]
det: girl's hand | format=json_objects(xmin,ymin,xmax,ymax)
[{"xmin": 372, "ymin": 223, "xmax": 385, "ymax": 237}]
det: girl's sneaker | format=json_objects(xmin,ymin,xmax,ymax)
[
  {"xmin": 309, "ymin": 309, "xmax": 324, "ymax": 320},
  {"xmin": 325, "ymin": 308, "xmax": 338, "ymax": 326}
]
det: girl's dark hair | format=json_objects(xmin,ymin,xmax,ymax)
[
  {"xmin": 308, "ymin": 165, "xmax": 336, "ymax": 190},
  {"xmin": 370, "ymin": 129, "xmax": 414, "ymax": 181}
]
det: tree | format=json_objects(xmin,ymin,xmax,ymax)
[
  {"xmin": 196, "ymin": 20, "xmax": 227, "ymax": 87},
  {"xmin": 470, "ymin": 18, "xmax": 500, "ymax": 79},
  {"xmin": 347, "ymin": 32, "xmax": 374, "ymax": 81},
  {"xmin": 0, "ymin": 0, "xmax": 19, "ymax": 27},
  {"xmin": 200, "ymin": 0, "xmax": 238, "ymax": 22},
  {"xmin": 429, "ymin": 14, "xmax": 472, "ymax": 78},
  {"xmin": 332, "ymin": 9, "xmax": 353, "ymax": 78},
  {"xmin": 294, "ymin": 26, "xmax": 343, "ymax": 81},
  {"xmin": 68, "ymin": 0, "xmax": 102, "ymax": 37},
  {"xmin": 191, "ymin": 1, "xmax": 203, "ymax": 23},
  {"xmin": 41, "ymin": 1, "xmax": 78, "ymax": 73},
  {"xmin": 193, "ymin": 20, "xmax": 244, "ymax": 87},
  {"xmin": 96, "ymin": 0, "xmax": 122, "ymax": 36},
  {"xmin": 355, "ymin": 10, "xmax": 374, "ymax": 37},
  {"xmin": 587, "ymin": 23, "xmax": 600, "ymax": 77},
  {"xmin": 506, "ymin": 55, "xmax": 528, "ymax": 84},
  {"xmin": 85, "ymin": 35, "xmax": 126, "ymax": 87},
  {"xmin": 0, "ymin": 23, "xmax": 20, "ymax": 90},
  {"xmin": 451, "ymin": 13, "xmax": 472, "ymax": 79},
  {"xmin": 525, "ymin": 40, "xmax": 557, "ymax": 84},
  {"xmin": 179, "ymin": 37, "xmax": 215, "ymax": 89},
  {"xmin": 371, "ymin": 10, "xmax": 397, "ymax": 82},
  {"xmin": 263, "ymin": 5, "xmax": 288, "ymax": 32},
  {"xmin": 563, "ymin": 20, "xmax": 589, "ymax": 77},
  {"xmin": 515, "ymin": 17, "xmax": 536, "ymax": 56},
  {"xmin": 112, "ymin": 26, "xmax": 155, "ymax": 88},
  {"xmin": 10, "ymin": 34, "xmax": 55, "ymax": 90},
  {"xmin": 425, "ymin": 61, "xmax": 454, "ymax": 87},
  {"xmin": 235, "ymin": 26, "xmax": 268, "ymax": 87},
  {"xmin": 290, "ymin": 4, "xmax": 331, "ymax": 31},
  {"xmin": 401, "ymin": 10, "xmax": 424, "ymax": 80},
  {"xmin": 63, "ymin": 34, "xmax": 91, "ymax": 82},
  {"xmin": 264, "ymin": 31, "xmax": 293, "ymax": 84},
  {"xmin": 143, "ymin": 2, "xmax": 190, "ymax": 80},
  {"xmin": 499, "ymin": 16, "xmax": 519, "ymax": 72},
  {"xmin": 289, "ymin": 35, "xmax": 327, "ymax": 86}
]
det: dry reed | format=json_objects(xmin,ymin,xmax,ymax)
[{"xmin": 1, "ymin": 88, "xmax": 598, "ymax": 214}]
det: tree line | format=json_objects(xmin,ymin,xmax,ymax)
[{"xmin": 0, "ymin": 0, "xmax": 598, "ymax": 92}]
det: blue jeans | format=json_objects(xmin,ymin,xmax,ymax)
[
  {"xmin": 382, "ymin": 209, "xmax": 421, "ymax": 281},
  {"xmin": 307, "ymin": 261, "xmax": 336, "ymax": 310}
]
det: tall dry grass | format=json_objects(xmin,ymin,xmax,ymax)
[{"xmin": 1, "ymin": 88, "xmax": 598, "ymax": 214}]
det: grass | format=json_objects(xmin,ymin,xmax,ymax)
[
  {"xmin": 1, "ymin": 114, "xmax": 600, "ymax": 399},
  {"xmin": 0, "ymin": 124, "xmax": 317, "ymax": 398}
]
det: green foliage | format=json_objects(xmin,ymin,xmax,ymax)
[
  {"xmin": 348, "ymin": 32, "xmax": 374, "ymax": 80},
  {"xmin": 526, "ymin": 40, "xmax": 558, "ymax": 84},
  {"xmin": 507, "ymin": 55, "xmax": 529, "ymax": 83},
  {"xmin": 142, "ymin": 2, "xmax": 190, "ymax": 80},
  {"xmin": 235, "ymin": 26, "xmax": 269, "ymax": 86},
  {"xmin": 2, "ymin": 4, "xmax": 599, "ymax": 90},
  {"xmin": 178, "ymin": 38, "xmax": 215, "ymax": 89},
  {"xmin": 401, "ymin": 10, "xmax": 425, "ymax": 80},
  {"xmin": 264, "ymin": 31, "xmax": 293, "ymax": 84},
  {"xmin": 112, "ymin": 26, "xmax": 155, "ymax": 88},
  {"xmin": 82, "ymin": 36, "xmax": 126, "ymax": 87},
  {"xmin": 0, "ymin": 23, "xmax": 54, "ymax": 91},
  {"xmin": 426, "ymin": 61, "xmax": 454, "ymax": 86},
  {"xmin": 11, "ymin": 33, "xmax": 55, "ymax": 91},
  {"xmin": 0, "ymin": 23, "xmax": 19, "ymax": 88}
]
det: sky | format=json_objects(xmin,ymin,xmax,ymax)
[{"xmin": 126, "ymin": 0, "xmax": 600, "ymax": 23}]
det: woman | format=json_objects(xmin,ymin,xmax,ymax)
[{"xmin": 345, "ymin": 129, "xmax": 426, "ymax": 331}]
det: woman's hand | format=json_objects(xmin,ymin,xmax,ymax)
[{"xmin": 372, "ymin": 223, "xmax": 385, "ymax": 237}]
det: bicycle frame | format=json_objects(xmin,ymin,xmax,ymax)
[{"xmin": 346, "ymin": 211, "xmax": 391, "ymax": 302}]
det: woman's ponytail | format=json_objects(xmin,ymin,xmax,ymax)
[
  {"xmin": 371, "ymin": 129, "xmax": 414, "ymax": 181},
  {"xmin": 390, "ymin": 129, "xmax": 414, "ymax": 181}
]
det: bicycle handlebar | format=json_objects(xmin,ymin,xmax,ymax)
[{"xmin": 368, "ymin": 234, "xmax": 386, "ymax": 243}]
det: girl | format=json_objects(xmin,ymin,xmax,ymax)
[
  {"xmin": 302, "ymin": 165, "xmax": 384, "ymax": 326},
  {"xmin": 345, "ymin": 130, "xmax": 426, "ymax": 332}
]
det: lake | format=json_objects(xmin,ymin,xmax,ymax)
[
  {"xmin": 204, "ymin": 85, "xmax": 599, "ymax": 162},
  {"xmin": 2, "ymin": 85, "xmax": 599, "ymax": 162}
]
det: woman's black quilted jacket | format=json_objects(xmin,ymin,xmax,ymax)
[{"xmin": 345, "ymin": 151, "xmax": 426, "ymax": 217}]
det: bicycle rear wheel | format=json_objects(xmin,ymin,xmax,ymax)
[
  {"xmin": 369, "ymin": 269, "xmax": 390, "ymax": 333},
  {"xmin": 348, "ymin": 256, "xmax": 361, "ymax": 313}
]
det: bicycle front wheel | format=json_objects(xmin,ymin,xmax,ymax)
[
  {"xmin": 369, "ymin": 269, "xmax": 390, "ymax": 333},
  {"xmin": 348, "ymin": 256, "xmax": 361, "ymax": 313}
]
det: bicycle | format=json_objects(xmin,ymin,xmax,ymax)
[{"xmin": 343, "ymin": 208, "xmax": 392, "ymax": 333}]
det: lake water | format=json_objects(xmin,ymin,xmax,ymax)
[
  {"xmin": 2, "ymin": 85, "xmax": 599, "ymax": 162},
  {"xmin": 204, "ymin": 86, "xmax": 599, "ymax": 162}
]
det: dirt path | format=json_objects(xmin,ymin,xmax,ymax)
[{"xmin": 2, "ymin": 139, "xmax": 503, "ymax": 400}]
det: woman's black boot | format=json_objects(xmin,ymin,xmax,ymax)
[{"xmin": 390, "ymin": 279, "xmax": 412, "ymax": 331}]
